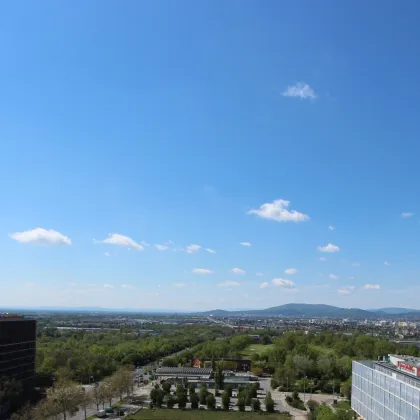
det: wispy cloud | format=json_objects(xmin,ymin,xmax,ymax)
[
  {"xmin": 240, "ymin": 242, "xmax": 252, "ymax": 247},
  {"xmin": 318, "ymin": 243, "xmax": 340, "ymax": 253},
  {"xmin": 186, "ymin": 244, "xmax": 201, "ymax": 254},
  {"xmin": 205, "ymin": 248, "xmax": 216, "ymax": 254},
  {"xmin": 104, "ymin": 252, "xmax": 111, "ymax": 257},
  {"xmin": 401, "ymin": 212, "xmax": 414, "ymax": 218},
  {"xmin": 174, "ymin": 283, "xmax": 186, "ymax": 288},
  {"xmin": 120, "ymin": 284, "xmax": 134, "ymax": 289},
  {"xmin": 248, "ymin": 199, "xmax": 309, "ymax": 223},
  {"xmin": 364, "ymin": 284, "xmax": 380, "ymax": 290},
  {"xmin": 256, "ymin": 272, "xmax": 264, "ymax": 276},
  {"xmin": 284, "ymin": 268, "xmax": 297, "ymax": 275},
  {"xmin": 338, "ymin": 285, "xmax": 355, "ymax": 295},
  {"xmin": 328, "ymin": 225, "xmax": 335, "ymax": 231},
  {"xmin": 192, "ymin": 268, "xmax": 213, "ymax": 274},
  {"xmin": 155, "ymin": 244, "xmax": 169, "ymax": 251},
  {"xmin": 218, "ymin": 281, "xmax": 240, "ymax": 287},
  {"xmin": 352, "ymin": 262, "xmax": 361, "ymax": 267},
  {"xmin": 231, "ymin": 267, "xmax": 245, "ymax": 275},
  {"xmin": 103, "ymin": 284, "xmax": 115, "ymax": 289},
  {"xmin": 97, "ymin": 233, "xmax": 144, "ymax": 250},
  {"xmin": 329, "ymin": 274, "xmax": 339, "ymax": 280},
  {"xmin": 283, "ymin": 82, "xmax": 317, "ymax": 99},
  {"xmin": 9, "ymin": 227, "xmax": 71, "ymax": 246},
  {"xmin": 272, "ymin": 278, "xmax": 295, "ymax": 288},
  {"xmin": 384, "ymin": 261, "xmax": 391, "ymax": 266},
  {"xmin": 319, "ymin": 257, "xmax": 327, "ymax": 262},
  {"xmin": 260, "ymin": 282, "xmax": 269, "ymax": 289}
]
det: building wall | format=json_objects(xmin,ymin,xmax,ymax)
[
  {"xmin": 352, "ymin": 361, "xmax": 420, "ymax": 420},
  {"xmin": 0, "ymin": 319, "xmax": 37, "ymax": 380}
]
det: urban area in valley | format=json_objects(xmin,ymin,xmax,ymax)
[{"xmin": 1, "ymin": 303, "xmax": 420, "ymax": 420}]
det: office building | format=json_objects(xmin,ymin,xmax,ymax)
[
  {"xmin": 0, "ymin": 314, "xmax": 36, "ymax": 380},
  {"xmin": 352, "ymin": 354, "xmax": 420, "ymax": 419}
]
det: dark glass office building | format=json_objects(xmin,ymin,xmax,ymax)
[{"xmin": 0, "ymin": 315, "xmax": 36, "ymax": 380}]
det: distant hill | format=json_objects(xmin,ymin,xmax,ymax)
[
  {"xmin": 372, "ymin": 307, "xmax": 420, "ymax": 315},
  {"xmin": 200, "ymin": 303, "xmax": 376, "ymax": 318}
]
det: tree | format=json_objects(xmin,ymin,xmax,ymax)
[
  {"xmin": 46, "ymin": 381, "xmax": 82, "ymax": 420},
  {"xmin": 221, "ymin": 390, "xmax": 230, "ymax": 410},
  {"xmin": 264, "ymin": 391, "xmax": 275, "ymax": 413},
  {"xmin": 162, "ymin": 382, "xmax": 171, "ymax": 394},
  {"xmin": 251, "ymin": 398, "xmax": 261, "ymax": 412},
  {"xmin": 214, "ymin": 362, "xmax": 224, "ymax": 390},
  {"xmin": 150, "ymin": 387, "xmax": 158, "ymax": 405},
  {"xmin": 190, "ymin": 392, "xmax": 199, "ymax": 409},
  {"xmin": 206, "ymin": 393, "xmax": 216, "ymax": 409},
  {"xmin": 166, "ymin": 395, "xmax": 175, "ymax": 408},
  {"xmin": 110, "ymin": 367, "xmax": 132, "ymax": 401},
  {"xmin": 270, "ymin": 378, "xmax": 279, "ymax": 389},
  {"xmin": 97, "ymin": 383, "xmax": 108, "ymax": 409},
  {"xmin": 237, "ymin": 396, "xmax": 246, "ymax": 412},
  {"xmin": 79, "ymin": 388, "xmax": 93, "ymax": 420},
  {"xmin": 92, "ymin": 384, "xmax": 104, "ymax": 411},
  {"xmin": 199, "ymin": 385, "xmax": 208, "ymax": 405},
  {"xmin": 177, "ymin": 392, "xmax": 187, "ymax": 409},
  {"xmin": 315, "ymin": 403, "xmax": 336, "ymax": 420},
  {"xmin": 34, "ymin": 398, "xmax": 62, "ymax": 420},
  {"xmin": 101, "ymin": 381, "xmax": 115, "ymax": 407},
  {"xmin": 307, "ymin": 399, "xmax": 319, "ymax": 412},
  {"xmin": 156, "ymin": 389, "xmax": 165, "ymax": 407},
  {"xmin": 10, "ymin": 404, "xmax": 34, "ymax": 420}
]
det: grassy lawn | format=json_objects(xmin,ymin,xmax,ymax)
[
  {"xmin": 242, "ymin": 344, "xmax": 275, "ymax": 357},
  {"xmin": 309, "ymin": 345, "xmax": 335, "ymax": 355},
  {"xmin": 336, "ymin": 401, "xmax": 352, "ymax": 410},
  {"xmin": 126, "ymin": 409, "xmax": 290, "ymax": 420}
]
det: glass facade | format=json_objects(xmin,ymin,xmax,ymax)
[
  {"xmin": 352, "ymin": 361, "xmax": 420, "ymax": 420},
  {"xmin": 0, "ymin": 319, "xmax": 36, "ymax": 380}
]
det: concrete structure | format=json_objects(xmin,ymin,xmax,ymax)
[
  {"xmin": 0, "ymin": 314, "xmax": 36, "ymax": 380},
  {"xmin": 156, "ymin": 367, "xmax": 212, "ymax": 378},
  {"xmin": 352, "ymin": 355, "xmax": 420, "ymax": 419}
]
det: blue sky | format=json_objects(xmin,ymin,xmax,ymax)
[{"xmin": 1, "ymin": 1, "xmax": 420, "ymax": 310}]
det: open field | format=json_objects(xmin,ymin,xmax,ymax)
[
  {"xmin": 309, "ymin": 344, "xmax": 335, "ymax": 355},
  {"xmin": 126, "ymin": 409, "xmax": 290, "ymax": 420},
  {"xmin": 242, "ymin": 344, "xmax": 275, "ymax": 357}
]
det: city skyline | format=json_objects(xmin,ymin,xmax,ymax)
[{"xmin": 1, "ymin": 2, "xmax": 420, "ymax": 310}]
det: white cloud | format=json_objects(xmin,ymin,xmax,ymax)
[
  {"xmin": 384, "ymin": 261, "xmax": 391, "ymax": 266},
  {"xmin": 363, "ymin": 284, "xmax": 381, "ymax": 290},
  {"xmin": 192, "ymin": 268, "xmax": 213, "ymax": 274},
  {"xmin": 174, "ymin": 283, "xmax": 186, "ymax": 288},
  {"xmin": 338, "ymin": 285, "xmax": 355, "ymax": 295},
  {"xmin": 272, "ymin": 278, "xmax": 295, "ymax": 288},
  {"xmin": 9, "ymin": 227, "xmax": 71, "ymax": 246},
  {"xmin": 99, "ymin": 233, "xmax": 144, "ymax": 250},
  {"xmin": 318, "ymin": 243, "xmax": 340, "ymax": 253},
  {"xmin": 256, "ymin": 272, "xmax": 264, "ymax": 276},
  {"xmin": 284, "ymin": 268, "xmax": 297, "ymax": 275},
  {"xmin": 352, "ymin": 262, "xmax": 360, "ymax": 267},
  {"xmin": 329, "ymin": 273, "xmax": 339, "ymax": 280},
  {"xmin": 282, "ymin": 82, "xmax": 317, "ymax": 99},
  {"xmin": 155, "ymin": 244, "xmax": 169, "ymax": 251},
  {"xmin": 120, "ymin": 284, "xmax": 134, "ymax": 289},
  {"xmin": 186, "ymin": 244, "xmax": 201, "ymax": 254},
  {"xmin": 328, "ymin": 225, "xmax": 335, "ymax": 231},
  {"xmin": 218, "ymin": 281, "xmax": 240, "ymax": 287},
  {"xmin": 240, "ymin": 242, "xmax": 252, "ymax": 247},
  {"xmin": 231, "ymin": 267, "xmax": 245, "ymax": 275},
  {"xmin": 338, "ymin": 289, "xmax": 351, "ymax": 295},
  {"xmin": 103, "ymin": 284, "xmax": 115, "ymax": 289},
  {"xmin": 205, "ymin": 248, "xmax": 216, "ymax": 254},
  {"xmin": 348, "ymin": 276, "xmax": 355, "ymax": 280},
  {"xmin": 260, "ymin": 282, "xmax": 269, "ymax": 289},
  {"xmin": 248, "ymin": 199, "xmax": 309, "ymax": 223},
  {"xmin": 140, "ymin": 241, "xmax": 150, "ymax": 247},
  {"xmin": 319, "ymin": 257, "xmax": 327, "ymax": 262},
  {"xmin": 104, "ymin": 252, "xmax": 111, "ymax": 257},
  {"xmin": 401, "ymin": 212, "xmax": 414, "ymax": 218}
]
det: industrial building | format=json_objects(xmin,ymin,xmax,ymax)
[
  {"xmin": 352, "ymin": 354, "xmax": 420, "ymax": 419},
  {"xmin": 0, "ymin": 314, "xmax": 37, "ymax": 381}
]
